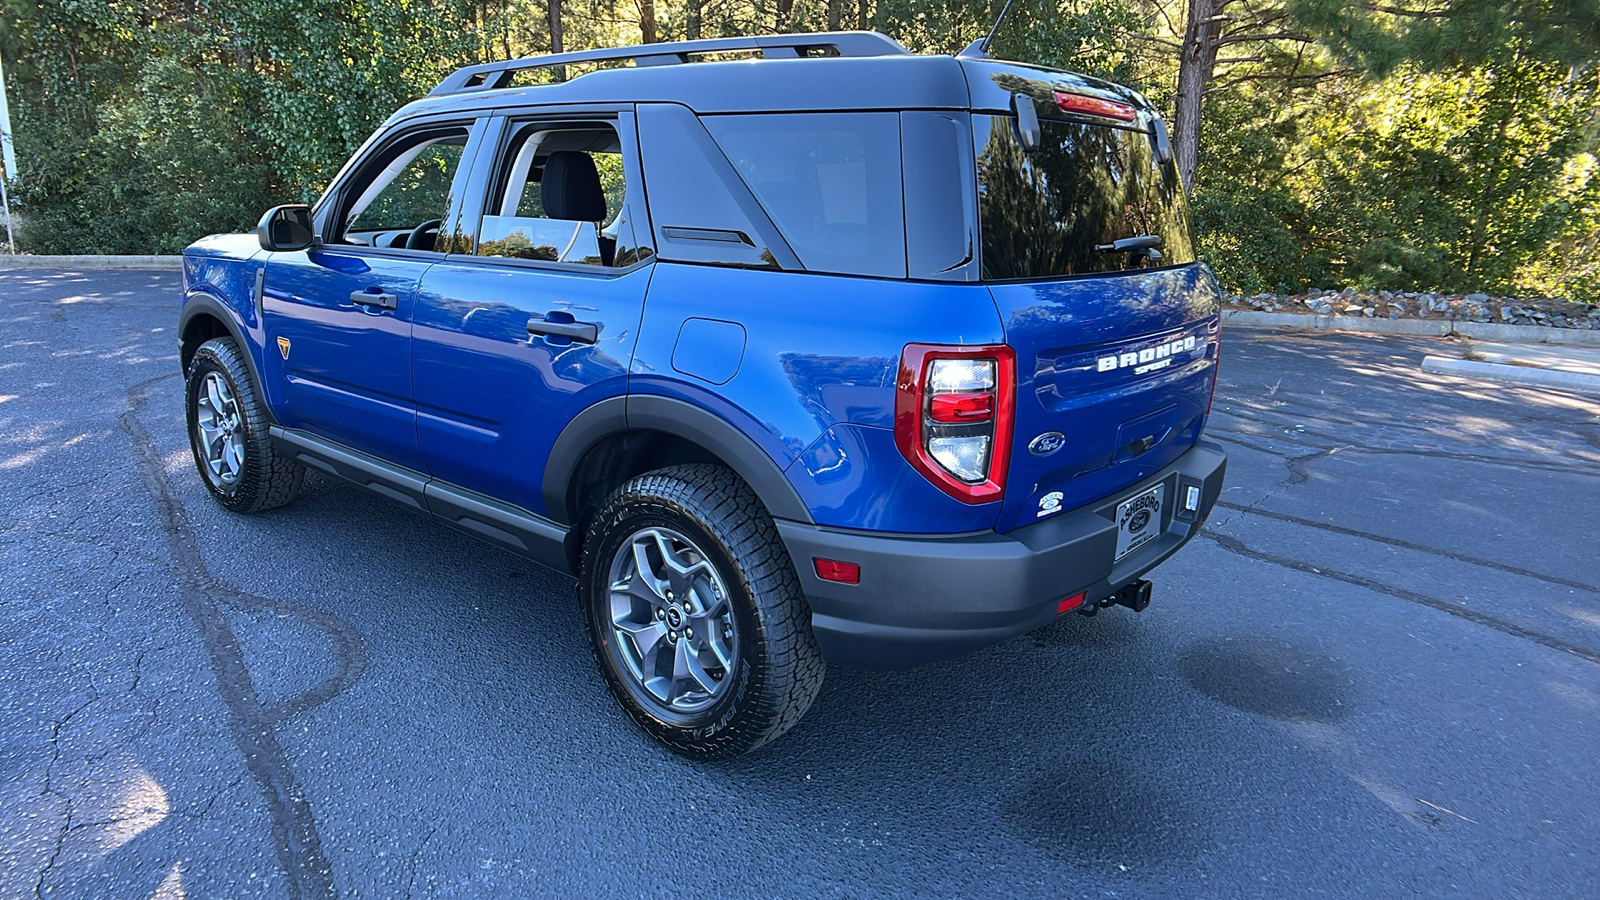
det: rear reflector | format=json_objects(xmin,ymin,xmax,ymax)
[
  {"xmin": 1057, "ymin": 591, "xmax": 1087, "ymax": 614},
  {"xmin": 929, "ymin": 391, "xmax": 995, "ymax": 423},
  {"xmin": 1053, "ymin": 91, "xmax": 1138, "ymax": 123},
  {"xmin": 813, "ymin": 558, "xmax": 861, "ymax": 585}
]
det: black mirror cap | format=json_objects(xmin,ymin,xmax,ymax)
[{"xmin": 256, "ymin": 204, "xmax": 315, "ymax": 252}]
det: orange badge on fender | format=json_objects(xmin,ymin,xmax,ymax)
[{"xmin": 277, "ymin": 337, "xmax": 291, "ymax": 360}]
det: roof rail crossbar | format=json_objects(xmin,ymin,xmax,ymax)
[{"xmin": 429, "ymin": 31, "xmax": 910, "ymax": 96}]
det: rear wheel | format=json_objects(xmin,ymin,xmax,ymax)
[
  {"xmin": 185, "ymin": 336, "xmax": 304, "ymax": 513},
  {"xmin": 579, "ymin": 464, "xmax": 825, "ymax": 758}
]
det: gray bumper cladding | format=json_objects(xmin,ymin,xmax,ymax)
[{"xmin": 777, "ymin": 439, "xmax": 1227, "ymax": 669}]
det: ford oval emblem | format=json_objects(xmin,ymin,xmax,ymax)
[{"xmin": 1029, "ymin": 432, "xmax": 1066, "ymax": 456}]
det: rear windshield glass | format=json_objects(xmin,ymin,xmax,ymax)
[
  {"xmin": 974, "ymin": 114, "xmax": 1193, "ymax": 281},
  {"xmin": 704, "ymin": 112, "xmax": 907, "ymax": 279}
]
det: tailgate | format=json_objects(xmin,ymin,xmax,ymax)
[{"xmin": 990, "ymin": 265, "xmax": 1220, "ymax": 533}]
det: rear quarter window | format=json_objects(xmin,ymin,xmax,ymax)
[{"xmin": 704, "ymin": 112, "xmax": 907, "ymax": 279}]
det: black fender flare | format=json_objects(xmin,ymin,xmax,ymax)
[
  {"xmin": 179, "ymin": 291, "xmax": 266, "ymax": 399},
  {"xmin": 542, "ymin": 394, "xmax": 814, "ymax": 527}
]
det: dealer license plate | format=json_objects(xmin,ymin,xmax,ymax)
[{"xmin": 1114, "ymin": 484, "xmax": 1165, "ymax": 562}]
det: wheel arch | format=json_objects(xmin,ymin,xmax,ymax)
[
  {"xmin": 179, "ymin": 292, "xmax": 264, "ymax": 399},
  {"xmin": 545, "ymin": 395, "xmax": 815, "ymax": 568}
]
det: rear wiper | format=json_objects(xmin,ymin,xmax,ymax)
[{"xmin": 1095, "ymin": 235, "xmax": 1163, "ymax": 253}]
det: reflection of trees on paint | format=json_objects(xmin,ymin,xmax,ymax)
[{"xmin": 977, "ymin": 113, "xmax": 1193, "ymax": 281}]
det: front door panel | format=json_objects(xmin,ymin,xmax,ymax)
[{"xmin": 261, "ymin": 249, "xmax": 433, "ymax": 470}]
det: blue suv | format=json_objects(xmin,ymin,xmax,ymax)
[{"xmin": 179, "ymin": 31, "xmax": 1226, "ymax": 757}]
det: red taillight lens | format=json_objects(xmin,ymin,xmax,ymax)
[
  {"xmin": 1053, "ymin": 91, "xmax": 1138, "ymax": 123},
  {"xmin": 894, "ymin": 344, "xmax": 1015, "ymax": 504},
  {"xmin": 813, "ymin": 558, "xmax": 861, "ymax": 585},
  {"xmin": 928, "ymin": 391, "xmax": 995, "ymax": 423}
]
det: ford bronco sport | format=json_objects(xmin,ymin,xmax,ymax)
[{"xmin": 179, "ymin": 30, "xmax": 1226, "ymax": 758}]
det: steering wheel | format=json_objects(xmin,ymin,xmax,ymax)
[{"xmin": 405, "ymin": 218, "xmax": 444, "ymax": 251}]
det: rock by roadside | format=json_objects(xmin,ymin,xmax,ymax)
[{"xmin": 1225, "ymin": 288, "xmax": 1600, "ymax": 331}]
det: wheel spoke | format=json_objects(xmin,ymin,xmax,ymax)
[
  {"xmin": 683, "ymin": 645, "xmax": 718, "ymax": 694},
  {"xmin": 671, "ymin": 637, "xmax": 693, "ymax": 690},
  {"xmin": 223, "ymin": 436, "xmax": 244, "ymax": 477},
  {"xmin": 630, "ymin": 539, "xmax": 668, "ymax": 601},
  {"xmin": 206, "ymin": 377, "xmax": 227, "ymax": 416},
  {"xmin": 617, "ymin": 618, "xmax": 666, "ymax": 671}
]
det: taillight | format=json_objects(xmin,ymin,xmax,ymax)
[
  {"xmin": 894, "ymin": 344, "xmax": 1015, "ymax": 504},
  {"xmin": 1053, "ymin": 91, "xmax": 1138, "ymax": 123}
]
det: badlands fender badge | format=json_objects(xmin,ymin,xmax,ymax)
[{"xmin": 277, "ymin": 337, "xmax": 291, "ymax": 360}]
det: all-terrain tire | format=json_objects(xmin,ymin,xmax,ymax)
[
  {"xmin": 185, "ymin": 336, "xmax": 304, "ymax": 513},
  {"xmin": 579, "ymin": 464, "xmax": 826, "ymax": 758}
]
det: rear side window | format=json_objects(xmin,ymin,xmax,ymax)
[
  {"xmin": 704, "ymin": 113, "xmax": 906, "ymax": 279},
  {"xmin": 974, "ymin": 113, "xmax": 1194, "ymax": 281}
]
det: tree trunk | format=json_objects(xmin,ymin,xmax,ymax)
[
  {"xmin": 778, "ymin": 0, "xmax": 794, "ymax": 32},
  {"xmin": 858, "ymin": 0, "xmax": 870, "ymax": 31},
  {"xmin": 827, "ymin": 0, "xmax": 842, "ymax": 31},
  {"xmin": 639, "ymin": 0, "xmax": 657, "ymax": 44},
  {"xmin": 1173, "ymin": 0, "xmax": 1227, "ymax": 192},
  {"xmin": 686, "ymin": 0, "xmax": 703, "ymax": 39},
  {"xmin": 548, "ymin": 0, "xmax": 564, "ymax": 54}
]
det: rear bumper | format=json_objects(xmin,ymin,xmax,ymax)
[{"xmin": 777, "ymin": 439, "xmax": 1227, "ymax": 669}]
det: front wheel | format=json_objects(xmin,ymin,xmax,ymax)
[
  {"xmin": 579, "ymin": 465, "xmax": 825, "ymax": 758},
  {"xmin": 185, "ymin": 336, "xmax": 304, "ymax": 513}
]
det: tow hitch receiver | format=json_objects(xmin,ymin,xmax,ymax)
[{"xmin": 1112, "ymin": 579, "xmax": 1153, "ymax": 613}]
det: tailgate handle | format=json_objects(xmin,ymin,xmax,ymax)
[{"xmin": 1121, "ymin": 434, "xmax": 1158, "ymax": 458}]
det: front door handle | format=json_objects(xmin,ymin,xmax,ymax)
[
  {"xmin": 350, "ymin": 289, "xmax": 397, "ymax": 310},
  {"xmin": 527, "ymin": 315, "xmax": 599, "ymax": 345}
]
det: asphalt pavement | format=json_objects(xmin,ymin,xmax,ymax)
[{"xmin": 3, "ymin": 270, "xmax": 1598, "ymax": 898}]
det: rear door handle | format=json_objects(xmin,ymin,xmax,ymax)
[
  {"xmin": 527, "ymin": 316, "xmax": 599, "ymax": 344},
  {"xmin": 350, "ymin": 289, "xmax": 397, "ymax": 310}
]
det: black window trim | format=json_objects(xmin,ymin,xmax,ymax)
[
  {"xmin": 311, "ymin": 115, "xmax": 489, "ymax": 262},
  {"xmin": 448, "ymin": 106, "xmax": 658, "ymax": 276}
]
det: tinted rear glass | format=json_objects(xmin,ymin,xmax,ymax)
[
  {"xmin": 974, "ymin": 114, "xmax": 1194, "ymax": 281},
  {"xmin": 705, "ymin": 113, "xmax": 907, "ymax": 279}
]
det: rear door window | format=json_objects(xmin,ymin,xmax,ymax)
[
  {"xmin": 974, "ymin": 113, "xmax": 1194, "ymax": 281},
  {"xmin": 704, "ymin": 112, "xmax": 907, "ymax": 279}
]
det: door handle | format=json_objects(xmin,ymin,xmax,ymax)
[
  {"xmin": 350, "ymin": 289, "xmax": 397, "ymax": 310},
  {"xmin": 527, "ymin": 315, "xmax": 599, "ymax": 345}
]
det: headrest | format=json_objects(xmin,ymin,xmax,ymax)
[{"xmin": 541, "ymin": 151, "xmax": 607, "ymax": 222}]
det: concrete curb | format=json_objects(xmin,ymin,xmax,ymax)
[
  {"xmin": 1421, "ymin": 356, "xmax": 1600, "ymax": 395},
  {"xmin": 1223, "ymin": 309, "xmax": 1600, "ymax": 348},
  {"xmin": 0, "ymin": 255, "xmax": 182, "ymax": 270}
]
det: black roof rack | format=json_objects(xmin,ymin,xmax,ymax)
[{"xmin": 429, "ymin": 31, "xmax": 911, "ymax": 96}]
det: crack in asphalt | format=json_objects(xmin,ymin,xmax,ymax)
[
  {"xmin": 1200, "ymin": 531, "xmax": 1600, "ymax": 666},
  {"xmin": 119, "ymin": 372, "xmax": 367, "ymax": 900},
  {"xmin": 1215, "ymin": 500, "xmax": 1600, "ymax": 598}
]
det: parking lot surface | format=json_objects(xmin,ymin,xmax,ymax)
[{"xmin": 3, "ymin": 270, "xmax": 1598, "ymax": 898}]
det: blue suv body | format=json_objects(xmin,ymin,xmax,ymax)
[{"xmin": 179, "ymin": 32, "xmax": 1226, "ymax": 757}]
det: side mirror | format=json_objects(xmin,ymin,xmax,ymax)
[{"xmin": 256, "ymin": 204, "xmax": 315, "ymax": 252}]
